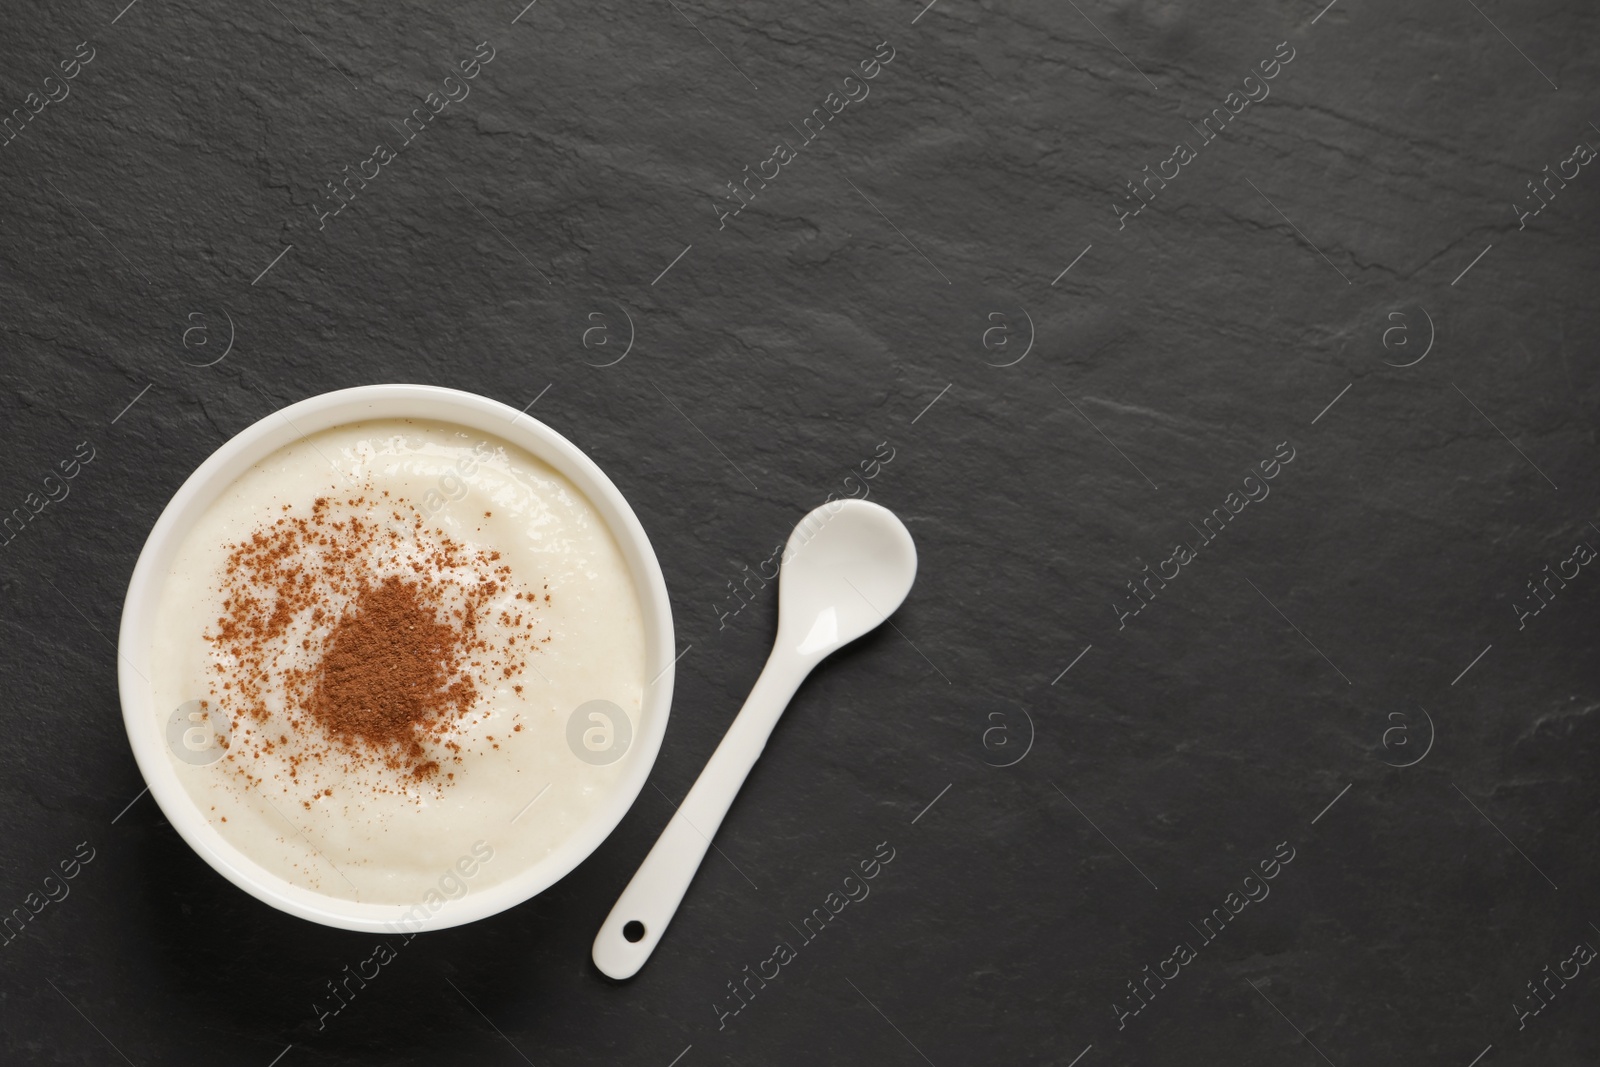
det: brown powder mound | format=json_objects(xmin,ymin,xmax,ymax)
[
  {"xmin": 304, "ymin": 576, "xmax": 478, "ymax": 778},
  {"xmin": 202, "ymin": 491, "xmax": 548, "ymax": 790}
]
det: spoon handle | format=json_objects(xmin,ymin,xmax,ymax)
[{"xmin": 592, "ymin": 651, "xmax": 810, "ymax": 979}]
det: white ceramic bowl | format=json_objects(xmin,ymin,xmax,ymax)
[{"xmin": 117, "ymin": 384, "xmax": 675, "ymax": 932}]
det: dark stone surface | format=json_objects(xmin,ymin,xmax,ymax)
[{"xmin": 2, "ymin": 0, "xmax": 1598, "ymax": 1063}]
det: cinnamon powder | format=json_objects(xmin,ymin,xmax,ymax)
[
  {"xmin": 203, "ymin": 492, "xmax": 548, "ymax": 790},
  {"xmin": 305, "ymin": 576, "xmax": 478, "ymax": 782}
]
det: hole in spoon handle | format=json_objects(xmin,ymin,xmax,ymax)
[{"xmin": 594, "ymin": 904, "xmax": 666, "ymax": 978}]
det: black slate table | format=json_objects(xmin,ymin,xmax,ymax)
[{"xmin": 2, "ymin": 0, "xmax": 1598, "ymax": 1063}]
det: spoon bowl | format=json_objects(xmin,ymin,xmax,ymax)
[{"xmin": 779, "ymin": 500, "xmax": 919, "ymax": 658}]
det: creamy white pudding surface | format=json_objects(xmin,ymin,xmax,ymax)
[{"xmin": 149, "ymin": 420, "xmax": 646, "ymax": 904}]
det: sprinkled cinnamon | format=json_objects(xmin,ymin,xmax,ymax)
[{"xmin": 202, "ymin": 489, "xmax": 547, "ymax": 791}]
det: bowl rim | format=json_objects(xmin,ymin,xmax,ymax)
[{"xmin": 116, "ymin": 383, "xmax": 675, "ymax": 933}]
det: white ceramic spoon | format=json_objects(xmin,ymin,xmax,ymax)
[{"xmin": 592, "ymin": 498, "xmax": 918, "ymax": 979}]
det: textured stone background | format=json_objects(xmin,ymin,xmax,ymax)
[{"xmin": 2, "ymin": 0, "xmax": 1598, "ymax": 1063}]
